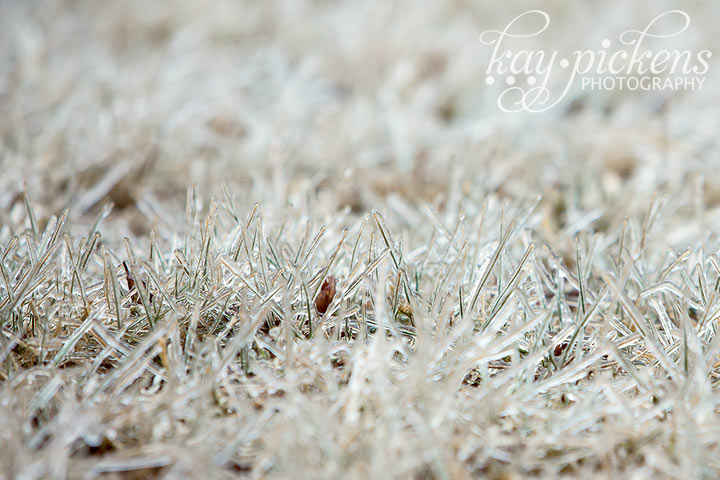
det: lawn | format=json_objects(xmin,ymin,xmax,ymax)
[{"xmin": 1, "ymin": 1, "xmax": 720, "ymax": 478}]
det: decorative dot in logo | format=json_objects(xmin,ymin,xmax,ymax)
[
  {"xmin": 601, "ymin": 39, "xmax": 611, "ymax": 48},
  {"xmin": 485, "ymin": 75, "xmax": 495, "ymax": 85},
  {"xmin": 506, "ymin": 76, "xmax": 516, "ymax": 85},
  {"xmin": 527, "ymin": 76, "xmax": 537, "ymax": 86},
  {"xmin": 560, "ymin": 58, "xmax": 570, "ymax": 68}
]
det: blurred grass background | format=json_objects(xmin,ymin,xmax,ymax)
[{"xmin": 2, "ymin": 0, "xmax": 719, "ymax": 245}]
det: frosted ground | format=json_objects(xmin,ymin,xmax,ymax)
[{"xmin": 2, "ymin": 1, "xmax": 720, "ymax": 478}]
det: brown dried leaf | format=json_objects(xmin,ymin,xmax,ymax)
[{"xmin": 315, "ymin": 276, "xmax": 337, "ymax": 315}]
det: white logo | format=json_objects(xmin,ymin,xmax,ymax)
[{"xmin": 480, "ymin": 10, "xmax": 712, "ymax": 113}]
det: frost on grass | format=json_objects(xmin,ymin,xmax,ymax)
[
  {"xmin": 2, "ymin": 1, "xmax": 720, "ymax": 479},
  {"xmin": 2, "ymin": 185, "xmax": 720, "ymax": 479}
]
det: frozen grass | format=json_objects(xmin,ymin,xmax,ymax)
[
  {"xmin": 3, "ymin": 1, "xmax": 720, "ymax": 478},
  {"xmin": 5, "ymin": 187, "xmax": 720, "ymax": 479}
]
